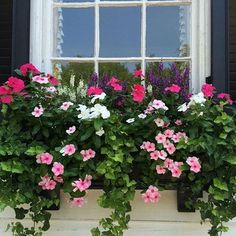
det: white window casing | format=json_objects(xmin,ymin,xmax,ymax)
[{"xmin": 30, "ymin": 0, "xmax": 211, "ymax": 93}]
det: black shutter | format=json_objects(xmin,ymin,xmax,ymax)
[
  {"xmin": 211, "ymin": 0, "xmax": 229, "ymax": 93},
  {"xmin": 0, "ymin": 0, "xmax": 30, "ymax": 84},
  {"xmin": 229, "ymin": 0, "xmax": 236, "ymax": 100},
  {"xmin": 0, "ymin": 0, "xmax": 13, "ymax": 83}
]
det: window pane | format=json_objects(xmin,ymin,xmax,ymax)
[
  {"xmin": 146, "ymin": 6, "xmax": 191, "ymax": 57},
  {"xmin": 55, "ymin": 0, "xmax": 94, "ymax": 2},
  {"xmin": 53, "ymin": 62, "xmax": 94, "ymax": 100},
  {"xmin": 100, "ymin": 7, "xmax": 141, "ymax": 57},
  {"xmin": 54, "ymin": 8, "xmax": 94, "ymax": 57},
  {"xmin": 99, "ymin": 62, "xmax": 141, "ymax": 81}
]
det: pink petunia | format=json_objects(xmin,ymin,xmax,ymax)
[
  {"xmin": 164, "ymin": 129, "xmax": 174, "ymax": 138},
  {"xmin": 87, "ymin": 86, "xmax": 103, "ymax": 96},
  {"xmin": 53, "ymin": 176, "xmax": 64, "ymax": 183},
  {"xmin": 38, "ymin": 175, "xmax": 56, "ymax": 190},
  {"xmin": 60, "ymin": 101, "xmax": 74, "ymax": 111},
  {"xmin": 32, "ymin": 75, "xmax": 49, "ymax": 84},
  {"xmin": 47, "ymin": 74, "xmax": 60, "ymax": 85},
  {"xmin": 171, "ymin": 167, "xmax": 182, "ymax": 178},
  {"xmin": 201, "ymin": 83, "xmax": 215, "ymax": 98},
  {"xmin": 165, "ymin": 143, "xmax": 176, "ymax": 155},
  {"xmin": 107, "ymin": 77, "xmax": 123, "ymax": 91},
  {"xmin": 186, "ymin": 156, "xmax": 201, "ymax": 173},
  {"xmin": 175, "ymin": 119, "xmax": 182, "ymax": 126},
  {"xmin": 154, "ymin": 118, "xmax": 165, "ymax": 127},
  {"xmin": 71, "ymin": 197, "xmax": 87, "ymax": 207},
  {"xmin": 142, "ymin": 185, "xmax": 161, "ymax": 203},
  {"xmin": 72, "ymin": 175, "xmax": 92, "ymax": 192},
  {"xmin": 52, "ymin": 162, "xmax": 64, "ymax": 176},
  {"xmin": 0, "ymin": 95, "xmax": 13, "ymax": 104},
  {"xmin": 80, "ymin": 149, "xmax": 96, "ymax": 161},
  {"xmin": 60, "ymin": 144, "xmax": 76, "ymax": 156},
  {"xmin": 164, "ymin": 158, "xmax": 174, "ymax": 169},
  {"xmin": 156, "ymin": 165, "xmax": 166, "ymax": 174},
  {"xmin": 158, "ymin": 150, "xmax": 167, "ymax": 160},
  {"xmin": 66, "ymin": 126, "xmax": 76, "ymax": 135},
  {"xmin": 165, "ymin": 84, "xmax": 181, "ymax": 93},
  {"xmin": 150, "ymin": 151, "xmax": 159, "ymax": 160},
  {"xmin": 155, "ymin": 133, "xmax": 166, "ymax": 144},
  {"xmin": 132, "ymin": 84, "xmax": 145, "ymax": 103},
  {"xmin": 32, "ymin": 105, "xmax": 44, "ymax": 117},
  {"xmin": 36, "ymin": 152, "xmax": 53, "ymax": 165},
  {"xmin": 143, "ymin": 141, "xmax": 155, "ymax": 152},
  {"xmin": 152, "ymin": 99, "xmax": 167, "ymax": 110},
  {"xmin": 0, "ymin": 86, "xmax": 10, "ymax": 95}
]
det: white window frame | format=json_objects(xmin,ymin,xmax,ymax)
[{"xmin": 30, "ymin": 0, "xmax": 211, "ymax": 93}]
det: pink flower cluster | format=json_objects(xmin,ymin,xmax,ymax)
[
  {"xmin": 132, "ymin": 84, "xmax": 145, "ymax": 103},
  {"xmin": 141, "ymin": 129, "xmax": 189, "ymax": 178},
  {"xmin": 72, "ymin": 175, "xmax": 92, "ymax": 192},
  {"xmin": 0, "ymin": 77, "xmax": 25, "ymax": 104},
  {"xmin": 142, "ymin": 185, "xmax": 161, "ymax": 203},
  {"xmin": 80, "ymin": 149, "xmax": 96, "ymax": 161},
  {"xmin": 71, "ymin": 197, "xmax": 87, "ymax": 207},
  {"xmin": 36, "ymin": 152, "xmax": 53, "ymax": 165},
  {"xmin": 201, "ymin": 84, "xmax": 215, "ymax": 98},
  {"xmin": 133, "ymin": 69, "xmax": 144, "ymax": 78},
  {"xmin": 186, "ymin": 156, "xmax": 201, "ymax": 173},
  {"xmin": 60, "ymin": 144, "xmax": 76, "ymax": 156},
  {"xmin": 107, "ymin": 77, "xmax": 122, "ymax": 91},
  {"xmin": 38, "ymin": 175, "xmax": 57, "ymax": 190},
  {"xmin": 144, "ymin": 100, "xmax": 168, "ymax": 114},
  {"xmin": 218, "ymin": 93, "xmax": 233, "ymax": 105}
]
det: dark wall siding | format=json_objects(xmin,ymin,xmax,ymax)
[
  {"xmin": 229, "ymin": 0, "xmax": 236, "ymax": 99},
  {"xmin": 0, "ymin": 0, "xmax": 13, "ymax": 83}
]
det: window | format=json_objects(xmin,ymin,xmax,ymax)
[{"xmin": 30, "ymin": 0, "xmax": 211, "ymax": 92}]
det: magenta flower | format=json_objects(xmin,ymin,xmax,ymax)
[
  {"xmin": 36, "ymin": 152, "xmax": 53, "ymax": 165},
  {"xmin": 87, "ymin": 86, "xmax": 103, "ymax": 96},
  {"xmin": 32, "ymin": 75, "xmax": 49, "ymax": 84},
  {"xmin": 201, "ymin": 83, "xmax": 215, "ymax": 98},
  {"xmin": 52, "ymin": 162, "xmax": 64, "ymax": 176},
  {"xmin": 218, "ymin": 93, "xmax": 233, "ymax": 105},
  {"xmin": 7, "ymin": 77, "xmax": 25, "ymax": 93},
  {"xmin": 60, "ymin": 144, "xmax": 76, "ymax": 156},
  {"xmin": 165, "ymin": 84, "xmax": 181, "ymax": 93},
  {"xmin": 132, "ymin": 84, "xmax": 145, "ymax": 103},
  {"xmin": 32, "ymin": 105, "xmax": 44, "ymax": 117},
  {"xmin": 133, "ymin": 69, "xmax": 144, "ymax": 78},
  {"xmin": 20, "ymin": 63, "xmax": 40, "ymax": 76},
  {"xmin": 71, "ymin": 197, "xmax": 87, "ymax": 207},
  {"xmin": 107, "ymin": 77, "xmax": 123, "ymax": 91}
]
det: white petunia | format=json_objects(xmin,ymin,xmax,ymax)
[
  {"xmin": 91, "ymin": 92, "xmax": 106, "ymax": 104},
  {"xmin": 126, "ymin": 118, "xmax": 135, "ymax": 123},
  {"xmin": 96, "ymin": 128, "xmax": 105, "ymax": 136},
  {"xmin": 189, "ymin": 92, "xmax": 206, "ymax": 105},
  {"xmin": 138, "ymin": 114, "xmax": 147, "ymax": 119},
  {"xmin": 178, "ymin": 103, "xmax": 189, "ymax": 112}
]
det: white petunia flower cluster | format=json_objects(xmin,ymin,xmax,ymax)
[{"xmin": 77, "ymin": 103, "xmax": 110, "ymax": 120}]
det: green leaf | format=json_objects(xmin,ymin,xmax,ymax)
[
  {"xmin": 14, "ymin": 208, "xmax": 28, "ymax": 220},
  {"xmin": 0, "ymin": 160, "xmax": 25, "ymax": 174},
  {"xmin": 93, "ymin": 135, "xmax": 101, "ymax": 149},
  {"xmin": 213, "ymin": 178, "xmax": 229, "ymax": 191},
  {"xmin": 225, "ymin": 155, "xmax": 236, "ymax": 165},
  {"xmin": 25, "ymin": 146, "xmax": 46, "ymax": 156},
  {"xmin": 94, "ymin": 119, "xmax": 103, "ymax": 131},
  {"xmin": 80, "ymin": 127, "xmax": 94, "ymax": 141}
]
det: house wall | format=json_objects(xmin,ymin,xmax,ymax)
[{"xmin": 0, "ymin": 190, "xmax": 236, "ymax": 236}]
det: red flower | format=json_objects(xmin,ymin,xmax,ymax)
[
  {"xmin": 132, "ymin": 84, "xmax": 145, "ymax": 103},
  {"xmin": 201, "ymin": 84, "xmax": 215, "ymax": 98},
  {"xmin": 20, "ymin": 63, "xmax": 40, "ymax": 76},
  {"xmin": 165, "ymin": 84, "xmax": 181, "ymax": 93},
  {"xmin": 7, "ymin": 77, "xmax": 25, "ymax": 93},
  {"xmin": 87, "ymin": 86, "xmax": 103, "ymax": 96},
  {"xmin": 47, "ymin": 74, "xmax": 60, "ymax": 85},
  {"xmin": 107, "ymin": 77, "xmax": 122, "ymax": 91},
  {"xmin": 133, "ymin": 69, "xmax": 144, "ymax": 78},
  {"xmin": 1, "ymin": 95, "xmax": 13, "ymax": 104},
  {"xmin": 218, "ymin": 93, "xmax": 233, "ymax": 105}
]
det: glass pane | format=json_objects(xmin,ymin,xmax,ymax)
[
  {"xmin": 54, "ymin": 8, "xmax": 94, "ymax": 57},
  {"xmin": 53, "ymin": 62, "xmax": 94, "ymax": 100},
  {"xmin": 99, "ymin": 62, "xmax": 141, "ymax": 82},
  {"xmin": 146, "ymin": 6, "xmax": 191, "ymax": 57},
  {"xmin": 100, "ymin": 7, "xmax": 141, "ymax": 57}
]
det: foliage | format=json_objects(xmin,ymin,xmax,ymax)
[{"xmin": 0, "ymin": 63, "xmax": 235, "ymax": 236}]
